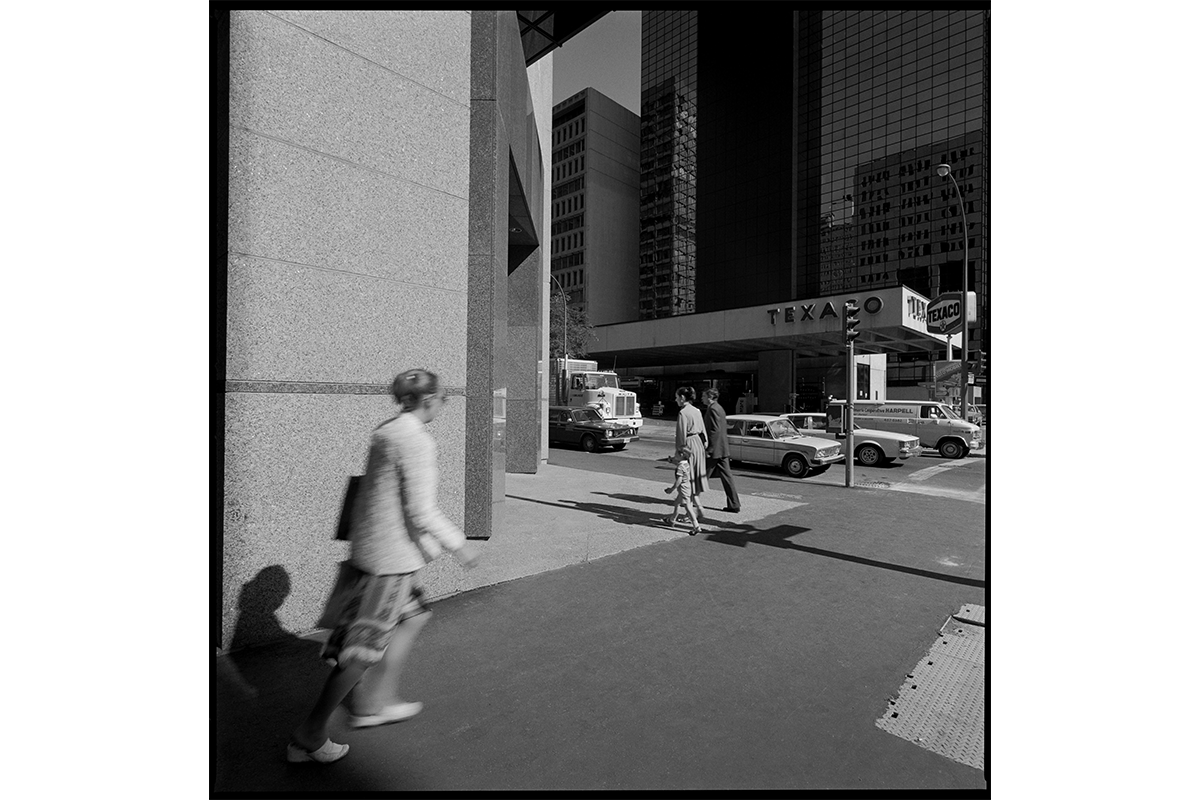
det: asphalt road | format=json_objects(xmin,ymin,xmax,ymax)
[{"xmin": 551, "ymin": 419, "xmax": 987, "ymax": 509}]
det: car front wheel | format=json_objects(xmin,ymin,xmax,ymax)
[
  {"xmin": 937, "ymin": 438, "xmax": 966, "ymax": 459},
  {"xmin": 783, "ymin": 454, "xmax": 810, "ymax": 478},
  {"xmin": 856, "ymin": 444, "xmax": 884, "ymax": 466},
  {"xmin": 581, "ymin": 434, "xmax": 599, "ymax": 453}
]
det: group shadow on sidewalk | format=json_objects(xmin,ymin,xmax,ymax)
[
  {"xmin": 524, "ymin": 492, "xmax": 984, "ymax": 589},
  {"xmin": 509, "ymin": 491, "xmax": 766, "ymax": 534}
]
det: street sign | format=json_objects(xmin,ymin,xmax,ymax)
[
  {"xmin": 932, "ymin": 360, "xmax": 964, "ymax": 381},
  {"xmin": 926, "ymin": 291, "xmax": 977, "ymax": 336}
]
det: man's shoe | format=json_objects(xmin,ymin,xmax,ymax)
[{"xmin": 722, "ymin": 506, "xmax": 741, "ymax": 513}]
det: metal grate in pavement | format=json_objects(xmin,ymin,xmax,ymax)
[
  {"xmin": 876, "ymin": 609, "xmax": 986, "ymax": 770},
  {"xmin": 953, "ymin": 603, "xmax": 986, "ymax": 626}
]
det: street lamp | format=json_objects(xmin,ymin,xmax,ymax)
[
  {"xmin": 549, "ymin": 272, "xmax": 568, "ymax": 361},
  {"xmin": 936, "ymin": 163, "xmax": 971, "ymax": 422}
]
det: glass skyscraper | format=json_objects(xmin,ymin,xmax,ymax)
[
  {"xmin": 807, "ymin": 9, "xmax": 990, "ymax": 367},
  {"xmin": 638, "ymin": 11, "xmax": 697, "ymax": 319},
  {"xmin": 637, "ymin": 7, "xmax": 990, "ymax": 385}
]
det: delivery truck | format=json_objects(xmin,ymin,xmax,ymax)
[
  {"xmin": 827, "ymin": 399, "xmax": 981, "ymax": 459},
  {"xmin": 551, "ymin": 358, "xmax": 643, "ymax": 430}
]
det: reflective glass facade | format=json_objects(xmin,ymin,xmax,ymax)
[
  {"xmin": 639, "ymin": 8, "xmax": 989, "ymax": 362},
  {"xmin": 808, "ymin": 10, "xmax": 988, "ymax": 339},
  {"xmin": 638, "ymin": 11, "xmax": 697, "ymax": 319}
]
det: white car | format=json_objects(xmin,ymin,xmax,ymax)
[
  {"xmin": 726, "ymin": 414, "xmax": 844, "ymax": 478},
  {"xmin": 779, "ymin": 413, "xmax": 921, "ymax": 466}
]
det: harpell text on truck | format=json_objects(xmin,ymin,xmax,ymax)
[{"xmin": 551, "ymin": 358, "xmax": 644, "ymax": 430}]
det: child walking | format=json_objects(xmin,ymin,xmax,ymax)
[{"xmin": 664, "ymin": 445, "xmax": 704, "ymax": 535}]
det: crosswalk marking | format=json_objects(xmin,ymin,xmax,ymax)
[
  {"xmin": 906, "ymin": 460, "xmax": 977, "ymax": 482},
  {"xmin": 884, "ymin": 482, "xmax": 985, "ymax": 504}
]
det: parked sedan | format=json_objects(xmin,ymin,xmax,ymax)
[
  {"xmin": 726, "ymin": 414, "xmax": 844, "ymax": 478},
  {"xmin": 777, "ymin": 411, "xmax": 833, "ymax": 433},
  {"xmin": 779, "ymin": 414, "xmax": 921, "ymax": 466},
  {"xmin": 549, "ymin": 406, "xmax": 638, "ymax": 452}
]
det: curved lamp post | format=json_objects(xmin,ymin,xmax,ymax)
[
  {"xmin": 936, "ymin": 163, "xmax": 970, "ymax": 422},
  {"xmin": 549, "ymin": 272, "xmax": 568, "ymax": 361}
]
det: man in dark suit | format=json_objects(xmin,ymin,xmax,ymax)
[{"xmin": 701, "ymin": 388, "xmax": 741, "ymax": 513}]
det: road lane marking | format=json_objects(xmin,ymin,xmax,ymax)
[
  {"xmin": 883, "ymin": 482, "xmax": 985, "ymax": 504},
  {"xmin": 906, "ymin": 460, "xmax": 978, "ymax": 482}
]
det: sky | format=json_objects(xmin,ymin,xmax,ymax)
[{"xmin": 552, "ymin": 10, "xmax": 642, "ymax": 114}]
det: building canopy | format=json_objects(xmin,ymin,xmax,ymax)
[{"xmin": 590, "ymin": 286, "xmax": 960, "ymax": 368}]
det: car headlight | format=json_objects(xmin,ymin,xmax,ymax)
[{"xmin": 605, "ymin": 429, "xmax": 613, "ymax": 437}]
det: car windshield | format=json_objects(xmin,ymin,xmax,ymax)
[
  {"xmin": 938, "ymin": 404, "xmax": 962, "ymax": 420},
  {"xmin": 767, "ymin": 419, "xmax": 799, "ymax": 438},
  {"xmin": 573, "ymin": 408, "xmax": 603, "ymax": 422}
]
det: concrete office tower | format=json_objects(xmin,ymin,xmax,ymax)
[
  {"xmin": 220, "ymin": 10, "xmax": 564, "ymax": 650},
  {"xmin": 595, "ymin": 8, "xmax": 988, "ymax": 411},
  {"xmin": 549, "ymin": 88, "xmax": 641, "ymax": 326}
]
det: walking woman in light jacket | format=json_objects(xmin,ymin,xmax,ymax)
[
  {"xmin": 288, "ymin": 369, "xmax": 480, "ymax": 764},
  {"xmin": 673, "ymin": 386, "xmax": 708, "ymax": 521}
]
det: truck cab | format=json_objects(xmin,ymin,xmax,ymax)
[
  {"xmin": 553, "ymin": 359, "xmax": 643, "ymax": 430},
  {"xmin": 569, "ymin": 372, "xmax": 643, "ymax": 429}
]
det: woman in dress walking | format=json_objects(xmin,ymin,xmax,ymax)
[
  {"xmin": 288, "ymin": 369, "xmax": 480, "ymax": 764},
  {"xmin": 673, "ymin": 386, "xmax": 708, "ymax": 525}
]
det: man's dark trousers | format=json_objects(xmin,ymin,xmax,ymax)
[
  {"xmin": 703, "ymin": 398, "xmax": 741, "ymax": 512},
  {"xmin": 708, "ymin": 456, "xmax": 740, "ymax": 511}
]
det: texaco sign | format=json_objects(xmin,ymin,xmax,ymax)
[{"xmin": 926, "ymin": 292, "xmax": 975, "ymax": 336}]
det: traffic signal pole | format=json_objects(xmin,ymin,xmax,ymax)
[
  {"xmin": 845, "ymin": 340, "xmax": 855, "ymax": 488},
  {"xmin": 843, "ymin": 301, "xmax": 860, "ymax": 488}
]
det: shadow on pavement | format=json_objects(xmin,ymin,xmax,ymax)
[
  {"xmin": 507, "ymin": 494, "xmax": 677, "ymax": 528},
  {"xmin": 508, "ymin": 493, "xmax": 762, "ymax": 536},
  {"xmin": 215, "ymin": 566, "xmax": 434, "ymax": 792},
  {"xmin": 703, "ymin": 524, "xmax": 813, "ymax": 549},
  {"xmin": 702, "ymin": 525, "xmax": 986, "ymax": 588}
]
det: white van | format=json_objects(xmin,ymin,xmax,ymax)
[{"xmin": 828, "ymin": 400, "xmax": 982, "ymax": 459}]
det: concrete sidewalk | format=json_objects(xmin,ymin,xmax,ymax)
[
  {"xmin": 462, "ymin": 458, "xmax": 806, "ymax": 593},
  {"xmin": 214, "ymin": 453, "xmax": 986, "ymax": 792}
]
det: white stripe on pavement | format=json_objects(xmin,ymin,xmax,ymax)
[
  {"xmin": 883, "ymin": 482, "xmax": 986, "ymax": 504},
  {"xmin": 905, "ymin": 459, "xmax": 978, "ymax": 482}
]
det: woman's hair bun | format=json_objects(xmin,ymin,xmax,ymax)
[{"xmin": 392, "ymin": 369, "xmax": 440, "ymax": 408}]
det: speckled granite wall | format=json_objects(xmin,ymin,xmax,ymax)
[
  {"xmin": 467, "ymin": 11, "xmax": 548, "ymax": 513},
  {"xmin": 530, "ymin": 57, "xmax": 553, "ymax": 465},
  {"xmin": 507, "ymin": 250, "xmax": 542, "ymax": 473},
  {"xmin": 507, "ymin": 53, "xmax": 553, "ymax": 473},
  {"xmin": 222, "ymin": 393, "xmax": 468, "ymax": 650},
  {"xmin": 224, "ymin": 10, "xmax": 474, "ymax": 650}
]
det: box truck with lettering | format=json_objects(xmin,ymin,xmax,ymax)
[{"xmin": 551, "ymin": 358, "xmax": 643, "ymax": 430}]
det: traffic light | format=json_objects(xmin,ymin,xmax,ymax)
[
  {"xmin": 978, "ymin": 350, "xmax": 988, "ymax": 374},
  {"xmin": 843, "ymin": 301, "xmax": 861, "ymax": 345}
]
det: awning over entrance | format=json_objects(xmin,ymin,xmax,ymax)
[{"xmin": 590, "ymin": 286, "xmax": 958, "ymax": 368}]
